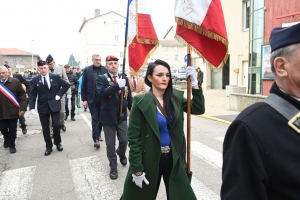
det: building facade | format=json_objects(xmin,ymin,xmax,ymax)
[
  {"xmin": 79, "ymin": 10, "xmax": 127, "ymax": 68},
  {"xmin": 0, "ymin": 48, "xmax": 38, "ymax": 72}
]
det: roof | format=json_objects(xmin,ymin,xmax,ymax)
[
  {"xmin": 159, "ymin": 40, "xmax": 184, "ymax": 47},
  {"xmin": 79, "ymin": 11, "xmax": 126, "ymax": 32},
  {"xmin": 0, "ymin": 48, "xmax": 38, "ymax": 56}
]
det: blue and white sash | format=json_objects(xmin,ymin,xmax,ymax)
[{"xmin": 0, "ymin": 82, "xmax": 20, "ymax": 108}]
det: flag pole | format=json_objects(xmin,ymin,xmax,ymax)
[
  {"xmin": 186, "ymin": 45, "xmax": 192, "ymax": 173},
  {"xmin": 118, "ymin": 0, "xmax": 130, "ymax": 119}
]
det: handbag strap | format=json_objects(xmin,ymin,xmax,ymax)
[{"xmin": 147, "ymin": 91, "xmax": 187, "ymax": 169}]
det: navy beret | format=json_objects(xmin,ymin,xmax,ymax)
[
  {"xmin": 37, "ymin": 60, "xmax": 47, "ymax": 66},
  {"xmin": 4, "ymin": 64, "xmax": 10, "ymax": 68},
  {"xmin": 269, "ymin": 23, "xmax": 300, "ymax": 52},
  {"xmin": 46, "ymin": 54, "xmax": 54, "ymax": 63}
]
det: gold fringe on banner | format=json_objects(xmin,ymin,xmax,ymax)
[{"xmin": 175, "ymin": 34, "xmax": 228, "ymax": 72}]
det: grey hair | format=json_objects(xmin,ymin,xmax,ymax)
[
  {"xmin": 92, "ymin": 54, "xmax": 100, "ymax": 59},
  {"xmin": 0, "ymin": 66, "xmax": 8, "ymax": 72},
  {"xmin": 270, "ymin": 44, "xmax": 297, "ymax": 75}
]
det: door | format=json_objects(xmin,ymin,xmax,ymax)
[{"xmin": 242, "ymin": 61, "xmax": 248, "ymax": 92}]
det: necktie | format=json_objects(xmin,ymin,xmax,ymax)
[
  {"xmin": 133, "ymin": 77, "xmax": 137, "ymax": 90},
  {"xmin": 113, "ymin": 75, "xmax": 120, "ymax": 95},
  {"xmin": 43, "ymin": 77, "xmax": 49, "ymax": 90}
]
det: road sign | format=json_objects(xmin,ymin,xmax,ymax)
[{"xmin": 184, "ymin": 55, "xmax": 187, "ymax": 63}]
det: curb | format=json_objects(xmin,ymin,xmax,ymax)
[{"xmin": 198, "ymin": 114, "xmax": 232, "ymax": 125}]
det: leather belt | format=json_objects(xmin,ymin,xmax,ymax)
[{"xmin": 161, "ymin": 146, "xmax": 171, "ymax": 153}]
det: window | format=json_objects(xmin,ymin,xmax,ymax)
[
  {"xmin": 174, "ymin": 46, "xmax": 178, "ymax": 51},
  {"xmin": 164, "ymin": 54, "xmax": 168, "ymax": 60},
  {"xmin": 120, "ymin": 52, "xmax": 124, "ymax": 58},
  {"xmin": 243, "ymin": 1, "xmax": 250, "ymax": 30},
  {"xmin": 174, "ymin": 55, "xmax": 178, "ymax": 60},
  {"xmin": 13, "ymin": 59, "xmax": 18, "ymax": 66},
  {"xmin": 164, "ymin": 46, "xmax": 168, "ymax": 51},
  {"xmin": 114, "ymin": 21, "xmax": 118, "ymax": 29},
  {"xmin": 115, "ymin": 35, "xmax": 118, "ymax": 42}
]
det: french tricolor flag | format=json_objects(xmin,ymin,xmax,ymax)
[
  {"xmin": 175, "ymin": 0, "xmax": 228, "ymax": 70},
  {"xmin": 127, "ymin": 0, "xmax": 159, "ymax": 74}
]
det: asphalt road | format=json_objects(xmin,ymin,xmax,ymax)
[{"xmin": 0, "ymin": 106, "xmax": 229, "ymax": 200}]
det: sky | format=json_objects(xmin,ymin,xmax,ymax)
[{"xmin": 0, "ymin": 0, "xmax": 176, "ymax": 65}]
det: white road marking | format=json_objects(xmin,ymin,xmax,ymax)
[
  {"xmin": 191, "ymin": 176, "xmax": 219, "ymax": 200},
  {"xmin": 81, "ymin": 114, "xmax": 92, "ymax": 130},
  {"xmin": 215, "ymin": 137, "xmax": 224, "ymax": 142},
  {"xmin": 0, "ymin": 166, "xmax": 36, "ymax": 200},
  {"xmin": 70, "ymin": 156, "xmax": 120, "ymax": 200},
  {"xmin": 191, "ymin": 141, "xmax": 222, "ymax": 170}
]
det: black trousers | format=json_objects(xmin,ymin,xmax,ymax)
[
  {"xmin": 89, "ymin": 96, "xmax": 102, "ymax": 141},
  {"xmin": 155, "ymin": 151, "xmax": 173, "ymax": 200},
  {"xmin": 0, "ymin": 118, "xmax": 18, "ymax": 147},
  {"xmin": 39, "ymin": 110, "xmax": 61, "ymax": 150},
  {"xmin": 19, "ymin": 113, "xmax": 26, "ymax": 128},
  {"xmin": 65, "ymin": 93, "xmax": 76, "ymax": 118}
]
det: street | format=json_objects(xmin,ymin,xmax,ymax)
[{"xmin": 0, "ymin": 90, "xmax": 233, "ymax": 200}]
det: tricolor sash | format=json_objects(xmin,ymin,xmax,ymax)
[{"xmin": 0, "ymin": 82, "xmax": 20, "ymax": 108}]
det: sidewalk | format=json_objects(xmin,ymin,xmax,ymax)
[{"xmin": 180, "ymin": 88, "xmax": 240, "ymax": 123}]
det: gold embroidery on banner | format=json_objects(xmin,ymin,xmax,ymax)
[
  {"xmin": 129, "ymin": 11, "xmax": 137, "ymax": 24},
  {"xmin": 181, "ymin": 0, "xmax": 189, "ymax": 4},
  {"xmin": 130, "ymin": 41, "xmax": 136, "ymax": 48},
  {"xmin": 183, "ymin": 4, "xmax": 194, "ymax": 16}
]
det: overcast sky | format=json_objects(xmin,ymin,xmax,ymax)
[{"xmin": 0, "ymin": 0, "xmax": 175, "ymax": 65}]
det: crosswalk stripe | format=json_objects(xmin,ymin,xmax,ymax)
[
  {"xmin": 0, "ymin": 166, "xmax": 36, "ymax": 200},
  {"xmin": 69, "ymin": 156, "xmax": 120, "ymax": 200},
  {"xmin": 191, "ymin": 141, "xmax": 222, "ymax": 169},
  {"xmin": 215, "ymin": 137, "xmax": 224, "ymax": 142},
  {"xmin": 81, "ymin": 114, "xmax": 92, "ymax": 130},
  {"xmin": 191, "ymin": 176, "xmax": 219, "ymax": 200}
]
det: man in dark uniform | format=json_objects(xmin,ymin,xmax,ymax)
[
  {"xmin": 81, "ymin": 54, "xmax": 108, "ymax": 148},
  {"xmin": 221, "ymin": 23, "xmax": 300, "ymax": 199},
  {"xmin": 4, "ymin": 64, "xmax": 30, "ymax": 134},
  {"xmin": 29, "ymin": 60, "xmax": 70, "ymax": 156},
  {"xmin": 96, "ymin": 55, "xmax": 132, "ymax": 179},
  {"xmin": 0, "ymin": 66, "xmax": 27, "ymax": 153}
]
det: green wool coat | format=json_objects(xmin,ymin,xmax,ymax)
[{"xmin": 121, "ymin": 88, "xmax": 205, "ymax": 200}]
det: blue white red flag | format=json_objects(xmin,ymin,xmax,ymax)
[
  {"xmin": 0, "ymin": 82, "xmax": 20, "ymax": 108},
  {"xmin": 126, "ymin": 0, "xmax": 159, "ymax": 74}
]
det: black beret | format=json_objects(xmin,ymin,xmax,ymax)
[
  {"xmin": 46, "ymin": 54, "xmax": 54, "ymax": 63},
  {"xmin": 4, "ymin": 64, "xmax": 10, "ymax": 68},
  {"xmin": 269, "ymin": 23, "xmax": 300, "ymax": 52},
  {"xmin": 37, "ymin": 60, "xmax": 47, "ymax": 66}
]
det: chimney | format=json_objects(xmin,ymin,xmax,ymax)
[{"xmin": 95, "ymin": 9, "xmax": 100, "ymax": 17}]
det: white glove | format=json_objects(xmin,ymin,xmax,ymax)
[
  {"xmin": 55, "ymin": 95, "xmax": 61, "ymax": 100},
  {"xmin": 30, "ymin": 109, "xmax": 36, "ymax": 116},
  {"xmin": 132, "ymin": 172, "xmax": 149, "ymax": 188},
  {"xmin": 117, "ymin": 79, "xmax": 126, "ymax": 88},
  {"xmin": 67, "ymin": 94, "xmax": 72, "ymax": 99},
  {"xmin": 186, "ymin": 66, "xmax": 198, "ymax": 87}
]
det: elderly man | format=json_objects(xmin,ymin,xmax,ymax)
[
  {"xmin": 221, "ymin": 23, "xmax": 300, "ymax": 199},
  {"xmin": 0, "ymin": 66, "xmax": 27, "ymax": 153},
  {"xmin": 46, "ymin": 54, "xmax": 71, "ymax": 132},
  {"xmin": 96, "ymin": 55, "xmax": 132, "ymax": 179},
  {"xmin": 81, "ymin": 54, "xmax": 108, "ymax": 148},
  {"xmin": 29, "ymin": 60, "xmax": 70, "ymax": 156},
  {"xmin": 127, "ymin": 71, "xmax": 146, "ymax": 98}
]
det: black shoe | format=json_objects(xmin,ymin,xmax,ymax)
[
  {"xmin": 56, "ymin": 144, "xmax": 63, "ymax": 151},
  {"xmin": 71, "ymin": 118, "xmax": 75, "ymax": 121},
  {"xmin": 3, "ymin": 140, "xmax": 8, "ymax": 148},
  {"xmin": 64, "ymin": 116, "xmax": 68, "ymax": 121},
  {"xmin": 61, "ymin": 125, "xmax": 66, "ymax": 132},
  {"xmin": 9, "ymin": 146, "xmax": 16, "ymax": 154},
  {"xmin": 21, "ymin": 126, "xmax": 27, "ymax": 134},
  {"xmin": 45, "ymin": 149, "xmax": 52, "ymax": 156},
  {"xmin": 109, "ymin": 169, "xmax": 118, "ymax": 180},
  {"xmin": 116, "ymin": 148, "xmax": 127, "ymax": 166}
]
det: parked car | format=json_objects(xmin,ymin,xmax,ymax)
[{"xmin": 175, "ymin": 67, "xmax": 186, "ymax": 81}]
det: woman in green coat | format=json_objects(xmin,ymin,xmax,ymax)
[{"xmin": 121, "ymin": 60, "xmax": 205, "ymax": 200}]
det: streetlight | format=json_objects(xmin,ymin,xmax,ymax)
[{"xmin": 31, "ymin": 40, "xmax": 34, "ymax": 70}]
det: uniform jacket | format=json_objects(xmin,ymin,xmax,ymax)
[
  {"xmin": 29, "ymin": 73, "xmax": 70, "ymax": 114},
  {"xmin": 13, "ymin": 73, "xmax": 30, "ymax": 95},
  {"xmin": 81, "ymin": 65, "xmax": 107, "ymax": 104},
  {"xmin": 0, "ymin": 77, "xmax": 27, "ymax": 120},
  {"xmin": 121, "ymin": 88, "xmax": 205, "ymax": 200},
  {"xmin": 127, "ymin": 75, "xmax": 146, "ymax": 95},
  {"xmin": 96, "ymin": 73, "xmax": 132, "ymax": 125},
  {"xmin": 66, "ymin": 71, "xmax": 79, "ymax": 93},
  {"xmin": 50, "ymin": 64, "xmax": 71, "ymax": 95},
  {"xmin": 221, "ymin": 82, "xmax": 300, "ymax": 200}
]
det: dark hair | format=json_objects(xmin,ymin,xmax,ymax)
[{"xmin": 144, "ymin": 59, "xmax": 179, "ymax": 122}]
